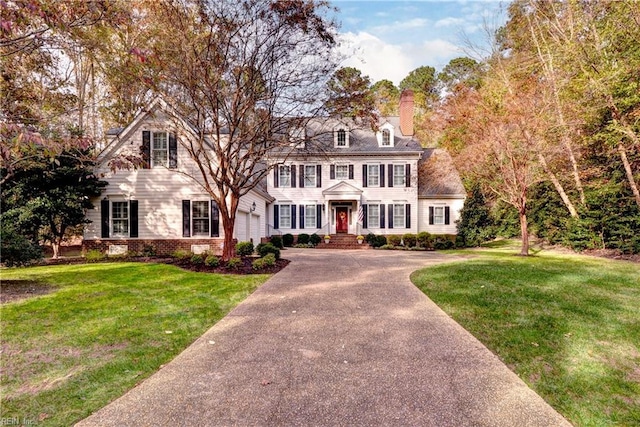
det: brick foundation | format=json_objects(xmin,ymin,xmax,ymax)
[{"xmin": 83, "ymin": 238, "xmax": 227, "ymax": 256}]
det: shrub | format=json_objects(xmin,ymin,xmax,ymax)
[
  {"xmin": 379, "ymin": 244, "xmax": 395, "ymax": 250},
  {"xmin": 270, "ymin": 235, "xmax": 283, "ymax": 249},
  {"xmin": 172, "ymin": 249, "xmax": 191, "ymax": 260},
  {"xmin": 256, "ymin": 242, "xmax": 281, "ymax": 259},
  {"xmin": 282, "ymin": 233, "xmax": 294, "ymax": 247},
  {"xmin": 387, "ymin": 234, "xmax": 401, "ymax": 246},
  {"xmin": 402, "ymin": 233, "xmax": 417, "ymax": 248},
  {"xmin": 365, "ymin": 234, "xmax": 387, "ymax": 248},
  {"xmin": 434, "ymin": 236, "xmax": 455, "ymax": 250},
  {"xmin": 416, "ymin": 231, "xmax": 433, "ymax": 248},
  {"xmin": 253, "ymin": 253, "xmax": 277, "ymax": 270},
  {"xmin": 236, "ymin": 241, "xmax": 254, "ymax": 257},
  {"xmin": 456, "ymin": 183, "xmax": 495, "ymax": 247},
  {"xmin": 190, "ymin": 254, "xmax": 204, "ymax": 265},
  {"xmin": 85, "ymin": 249, "xmax": 105, "ymax": 263},
  {"xmin": 141, "ymin": 244, "xmax": 157, "ymax": 257},
  {"xmin": 0, "ymin": 226, "xmax": 43, "ymax": 267},
  {"xmin": 226, "ymin": 257, "xmax": 242, "ymax": 270},
  {"xmin": 204, "ymin": 255, "xmax": 220, "ymax": 267},
  {"xmin": 297, "ymin": 233, "xmax": 310, "ymax": 245},
  {"xmin": 309, "ymin": 233, "xmax": 322, "ymax": 246}
]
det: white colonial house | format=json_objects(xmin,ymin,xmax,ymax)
[{"xmin": 84, "ymin": 92, "xmax": 465, "ymax": 255}]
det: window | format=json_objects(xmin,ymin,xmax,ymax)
[
  {"xmin": 305, "ymin": 205, "xmax": 316, "ymax": 229},
  {"xmin": 304, "ymin": 165, "xmax": 316, "ymax": 187},
  {"xmin": 367, "ymin": 164, "xmax": 380, "ymax": 187},
  {"xmin": 368, "ymin": 204, "xmax": 379, "ymax": 227},
  {"xmin": 279, "ymin": 204, "xmax": 291, "ymax": 228},
  {"xmin": 393, "ymin": 164, "xmax": 406, "ymax": 186},
  {"xmin": 192, "ymin": 201, "xmax": 210, "ymax": 235},
  {"xmin": 382, "ymin": 129, "xmax": 391, "ymax": 146},
  {"xmin": 335, "ymin": 165, "xmax": 349, "ymax": 180},
  {"xmin": 393, "ymin": 204, "xmax": 405, "ymax": 228},
  {"xmin": 152, "ymin": 132, "xmax": 168, "ymax": 167},
  {"xmin": 337, "ymin": 129, "xmax": 346, "ymax": 146},
  {"xmin": 112, "ymin": 201, "xmax": 129, "ymax": 235},
  {"xmin": 433, "ymin": 206, "xmax": 445, "ymax": 225},
  {"xmin": 279, "ymin": 165, "xmax": 291, "ymax": 187}
]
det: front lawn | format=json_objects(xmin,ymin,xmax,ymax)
[
  {"xmin": 411, "ymin": 243, "xmax": 640, "ymax": 426},
  {"xmin": 1, "ymin": 263, "xmax": 270, "ymax": 426}
]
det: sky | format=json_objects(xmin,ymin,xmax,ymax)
[{"xmin": 330, "ymin": 1, "xmax": 508, "ymax": 85}]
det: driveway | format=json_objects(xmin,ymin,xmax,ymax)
[{"xmin": 77, "ymin": 249, "xmax": 571, "ymax": 426}]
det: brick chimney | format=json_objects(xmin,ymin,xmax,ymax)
[{"xmin": 399, "ymin": 89, "xmax": 415, "ymax": 136}]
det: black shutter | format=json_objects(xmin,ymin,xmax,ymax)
[
  {"xmin": 101, "ymin": 199, "xmax": 110, "ymax": 238},
  {"xmin": 405, "ymin": 204, "xmax": 411, "ymax": 229},
  {"xmin": 299, "ymin": 205, "xmax": 305, "ymax": 229},
  {"xmin": 291, "ymin": 165, "xmax": 296, "ymax": 188},
  {"xmin": 182, "ymin": 200, "xmax": 191, "ymax": 237},
  {"xmin": 362, "ymin": 204, "xmax": 368, "ymax": 229},
  {"xmin": 388, "ymin": 164, "xmax": 394, "ymax": 187},
  {"xmin": 316, "ymin": 204, "xmax": 322, "ymax": 228},
  {"xmin": 380, "ymin": 204, "xmax": 385, "ymax": 229},
  {"xmin": 211, "ymin": 200, "xmax": 220, "ymax": 237},
  {"xmin": 362, "ymin": 165, "xmax": 368, "ymax": 187},
  {"xmin": 330, "ymin": 164, "xmax": 335, "ymax": 179},
  {"xmin": 142, "ymin": 131, "xmax": 151, "ymax": 169},
  {"xmin": 405, "ymin": 164, "xmax": 411, "ymax": 187},
  {"xmin": 380, "ymin": 164, "xmax": 385, "ymax": 187},
  {"xmin": 274, "ymin": 167, "xmax": 279, "ymax": 188},
  {"xmin": 316, "ymin": 164, "xmax": 322, "ymax": 187},
  {"xmin": 291, "ymin": 204, "xmax": 297, "ymax": 229},
  {"xmin": 388, "ymin": 204, "xmax": 394, "ymax": 229},
  {"xmin": 274, "ymin": 205, "xmax": 280, "ymax": 229},
  {"xmin": 129, "ymin": 200, "xmax": 139, "ymax": 238},
  {"xmin": 348, "ymin": 164, "xmax": 354, "ymax": 179},
  {"xmin": 299, "ymin": 165, "xmax": 304, "ymax": 188},
  {"xmin": 168, "ymin": 133, "xmax": 177, "ymax": 169},
  {"xmin": 445, "ymin": 206, "xmax": 450, "ymax": 225},
  {"xmin": 429, "ymin": 206, "xmax": 434, "ymax": 225}
]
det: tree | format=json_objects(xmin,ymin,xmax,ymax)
[
  {"xmin": 438, "ymin": 57, "xmax": 483, "ymax": 93},
  {"xmin": 1, "ymin": 149, "xmax": 107, "ymax": 258},
  {"xmin": 371, "ymin": 79, "xmax": 399, "ymax": 116},
  {"xmin": 325, "ymin": 67, "xmax": 377, "ymax": 126},
  {"xmin": 399, "ymin": 65, "xmax": 438, "ymax": 110},
  {"xmin": 456, "ymin": 182, "xmax": 494, "ymax": 247},
  {"xmin": 129, "ymin": 0, "xmax": 339, "ymax": 260}
]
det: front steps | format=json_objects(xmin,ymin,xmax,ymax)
[{"xmin": 315, "ymin": 234, "xmax": 370, "ymax": 250}]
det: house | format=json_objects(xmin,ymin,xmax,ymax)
[{"xmin": 83, "ymin": 91, "xmax": 465, "ymax": 256}]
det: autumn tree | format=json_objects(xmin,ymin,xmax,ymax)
[
  {"xmin": 371, "ymin": 79, "xmax": 399, "ymax": 116},
  {"xmin": 131, "ymin": 0, "xmax": 339, "ymax": 260}
]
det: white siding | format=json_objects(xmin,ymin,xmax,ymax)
[{"xmin": 418, "ymin": 198, "xmax": 465, "ymax": 235}]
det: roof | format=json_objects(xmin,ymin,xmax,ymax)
[{"xmin": 418, "ymin": 148, "xmax": 467, "ymax": 198}]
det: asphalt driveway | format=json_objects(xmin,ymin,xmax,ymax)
[{"xmin": 77, "ymin": 249, "xmax": 570, "ymax": 426}]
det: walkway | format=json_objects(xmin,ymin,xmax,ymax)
[{"xmin": 77, "ymin": 249, "xmax": 570, "ymax": 426}]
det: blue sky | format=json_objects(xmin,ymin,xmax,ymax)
[{"xmin": 330, "ymin": 1, "xmax": 508, "ymax": 85}]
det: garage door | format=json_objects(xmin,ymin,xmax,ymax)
[
  {"xmin": 251, "ymin": 214, "xmax": 260, "ymax": 244},
  {"xmin": 234, "ymin": 212, "xmax": 248, "ymax": 242}
]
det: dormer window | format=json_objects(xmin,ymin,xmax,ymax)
[
  {"xmin": 376, "ymin": 123, "xmax": 395, "ymax": 147},
  {"xmin": 334, "ymin": 127, "xmax": 349, "ymax": 148}
]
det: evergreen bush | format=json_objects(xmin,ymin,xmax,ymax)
[
  {"xmin": 297, "ymin": 233, "xmax": 310, "ymax": 244},
  {"xmin": 282, "ymin": 233, "xmax": 294, "ymax": 247},
  {"xmin": 235, "ymin": 241, "xmax": 254, "ymax": 256}
]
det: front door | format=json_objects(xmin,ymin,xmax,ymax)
[{"xmin": 336, "ymin": 207, "xmax": 348, "ymax": 233}]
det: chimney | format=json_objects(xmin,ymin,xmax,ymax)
[{"xmin": 399, "ymin": 89, "xmax": 415, "ymax": 136}]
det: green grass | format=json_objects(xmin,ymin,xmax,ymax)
[
  {"xmin": 1, "ymin": 262, "xmax": 269, "ymax": 426},
  {"xmin": 411, "ymin": 241, "xmax": 640, "ymax": 426}
]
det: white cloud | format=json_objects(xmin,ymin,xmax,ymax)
[{"xmin": 435, "ymin": 17, "xmax": 465, "ymax": 28}]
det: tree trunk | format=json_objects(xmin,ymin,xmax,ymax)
[
  {"xmin": 519, "ymin": 208, "xmax": 530, "ymax": 256},
  {"xmin": 618, "ymin": 142, "xmax": 640, "ymax": 209},
  {"xmin": 538, "ymin": 153, "xmax": 579, "ymax": 217},
  {"xmin": 220, "ymin": 194, "xmax": 239, "ymax": 261},
  {"xmin": 51, "ymin": 241, "xmax": 61, "ymax": 259}
]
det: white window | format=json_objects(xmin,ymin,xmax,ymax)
[
  {"xmin": 304, "ymin": 165, "xmax": 316, "ymax": 187},
  {"xmin": 393, "ymin": 164, "xmax": 405, "ymax": 186},
  {"xmin": 305, "ymin": 205, "xmax": 316, "ymax": 229},
  {"xmin": 382, "ymin": 129, "xmax": 391, "ymax": 146},
  {"xmin": 433, "ymin": 206, "xmax": 445, "ymax": 225},
  {"xmin": 279, "ymin": 204, "xmax": 291, "ymax": 228},
  {"xmin": 152, "ymin": 132, "xmax": 168, "ymax": 167},
  {"xmin": 112, "ymin": 201, "xmax": 129, "ymax": 236},
  {"xmin": 279, "ymin": 165, "xmax": 291, "ymax": 187},
  {"xmin": 368, "ymin": 204, "xmax": 379, "ymax": 227},
  {"xmin": 393, "ymin": 204, "xmax": 405, "ymax": 228},
  {"xmin": 192, "ymin": 201, "xmax": 210, "ymax": 235},
  {"xmin": 334, "ymin": 127, "xmax": 349, "ymax": 147},
  {"xmin": 336, "ymin": 164, "xmax": 349, "ymax": 180},
  {"xmin": 367, "ymin": 164, "xmax": 380, "ymax": 187}
]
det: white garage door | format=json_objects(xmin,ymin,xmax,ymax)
[
  {"xmin": 251, "ymin": 214, "xmax": 260, "ymax": 244},
  {"xmin": 234, "ymin": 212, "xmax": 249, "ymax": 242}
]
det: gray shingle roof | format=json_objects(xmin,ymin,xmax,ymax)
[{"xmin": 418, "ymin": 148, "xmax": 466, "ymax": 198}]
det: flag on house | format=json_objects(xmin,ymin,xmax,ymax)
[{"xmin": 357, "ymin": 205, "xmax": 364, "ymax": 224}]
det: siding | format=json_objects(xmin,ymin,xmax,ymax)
[{"xmin": 418, "ymin": 198, "xmax": 465, "ymax": 235}]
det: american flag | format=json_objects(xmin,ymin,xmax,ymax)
[{"xmin": 357, "ymin": 205, "xmax": 364, "ymax": 224}]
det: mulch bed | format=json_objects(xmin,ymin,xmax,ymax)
[{"xmin": 167, "ymin": 257, "xmax": 290, "ymax": 275}]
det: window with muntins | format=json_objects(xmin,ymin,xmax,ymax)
[
  {"xmin": 368, "ymin": 204, "xmax": 379, "ymax": 227},
  {"xmin": 304, "ymin": 165, "xmax": 316, "ymax": 187},
  {"xmin": 433, "ymin": 206, "xmax": 445, "ymax": 224},
  {"xmin": 382, "ymin": 129, "xmax": 391, "ymax": 146},
  {"xmin": 393, "ymin": 204, "xmax": 405, "ymax": 228},
  {"xmin": 279, "ymin": 166, "xmax": 291, "ymax": 187},
  {"xmin": 336, "ymin": 164, "xmax": 349, "ymax": 180},
  {"xmin": 280, "ymin": 204, "xmax": 291, "ymax": 228},
  {"xmin": 152, "ymin": 132, "xmax": 168, "ymax": 167},
  {"xmin": 305, "ymin": 205, "xmax": 316, "ymax": 229},
  {"xmin": 367, "ymin": 164, "xmax": 380, "ymax": 187},
  {"xmin": 112, "ymin": 201, "xmax": 129, "ymax": 235},
  {"xmin": 393, "ymin": 164, "xmax": 405, "ymax": 186},
  {"xmin": 337, "ymin": 129, "xmax": 347, "ymax": 146},
  {"xmin": 192, "ymin": 201, "xmax": 210, "ymax": 235}
]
